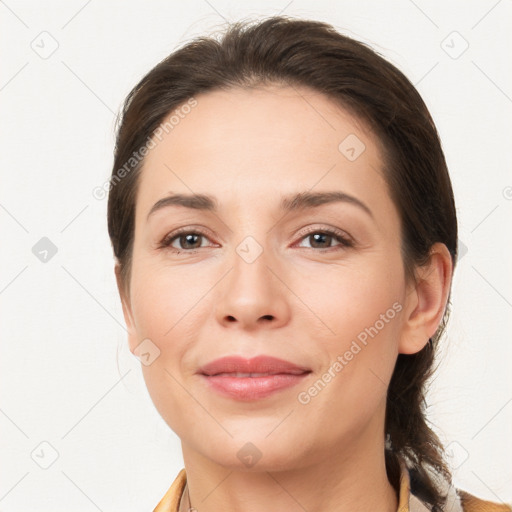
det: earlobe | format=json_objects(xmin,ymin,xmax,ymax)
[{"xmin": 398, "ymin": 243, "xmax": 453, "ymax": 355}]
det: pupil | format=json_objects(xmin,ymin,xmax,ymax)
[
  {"xmin": 311, "ymin": 233, "xmax": 330, "ymax": 248},
  {"xmin": 182, "ymin": 234, "xmax": 200, "ymax": 249}
]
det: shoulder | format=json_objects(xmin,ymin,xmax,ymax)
[{"xmin": 457, "ymin": 489, "xmax": 512, "ymax": 512}]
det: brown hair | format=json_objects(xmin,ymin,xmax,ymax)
[{"xmin": 107, "ymin": 16, "xmax": 457, "ymax": 509}]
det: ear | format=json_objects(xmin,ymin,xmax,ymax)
[
  {"xmin": 398, "ymin": 243, "xmax": 453, "ymax": 355},
  {"xmin": 114, "ymin": 263, "xmax": 137, "ymax": 353}
]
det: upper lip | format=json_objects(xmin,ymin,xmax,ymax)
[{"xmin": 198, "ymin": 355, "xmax": 311, "ymax": 376}]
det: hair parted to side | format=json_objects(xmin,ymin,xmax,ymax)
[{"xmin": 107, "ymin": 16, "xmax": 458, "ymax": 510}]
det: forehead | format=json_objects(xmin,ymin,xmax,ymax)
[{"xmin": 135, "ymin": 85, "xmax": 392, "ymax": 221}]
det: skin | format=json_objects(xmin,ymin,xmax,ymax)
[{"xmin": 115, "ymin": 85, "xmax": 453, "ymax": 512}]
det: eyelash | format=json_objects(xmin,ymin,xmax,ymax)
[{"xmin": 157, "ymin": 226, "xmax": 355, "ymax": 254}]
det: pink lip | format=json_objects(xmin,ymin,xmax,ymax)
[{"xmin": 198, "ymin": 355, "xmax": 311, "ymax": 401}]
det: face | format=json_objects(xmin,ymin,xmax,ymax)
[{"xmin": 118, "ymin": 85, "xmax": 415, "ymax": 471}]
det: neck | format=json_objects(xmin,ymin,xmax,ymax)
[{"xmin": 179, "ymin": 428, "xmax": 399, "ymax": 512}]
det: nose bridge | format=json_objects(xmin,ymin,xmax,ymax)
[
  {"xmin": 231, "ymin": 233, "xmax": 277, "ymax": 303},
  {"xmin": 235, "ymin": 234, "xmax": 266, "ymax": 266}
]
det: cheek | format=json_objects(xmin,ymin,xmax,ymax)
[
  {"xmin": 295, "ymin": 253, "xmax": 404, "ymax": 345},
  {"xmin": 129, "ymin": 261, "xmax": 216, "ymax": 395},
  {"xmin": 129, "ymin": 264, "xmax": 211, "ymax": 436},
  {"xmin": 130, "ymin": 261, "xmax": 211, "ymax": 343},
  {"xmin": 293, "ymin": 255, "xmax": 403, "ymax": 416}
]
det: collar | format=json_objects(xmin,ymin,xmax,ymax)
[
  {"xmin": 153, "ymin": 459, "xmax": 464, "ymax": 512},
  {"xmin": 397, "ymin": 457, "xmax": 463, "ymax": 512}
]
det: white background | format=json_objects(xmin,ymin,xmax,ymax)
[{"xmin": 1, "ymin": 1, "xmax": 511, "ymax": 510}]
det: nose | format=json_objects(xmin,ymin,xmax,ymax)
[{"xmin": 214, "ymin": 241, "xmax": 291, "ymax": 331}]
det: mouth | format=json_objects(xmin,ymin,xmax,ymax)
[
  {"xmin": 198, "ymin": 355, "xmax": 312, "ymax": 400},
  {"xmin": 210, "ymin": 371, "xmax": 307, "ymax": 377},
  {"xmin": 198, "ymin": 355, "xmax": 311, "ymax": 376}
]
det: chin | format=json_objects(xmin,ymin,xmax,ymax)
[{"xmin": 205, "ymin": 437, "xmax": 308, "ymax": 472}]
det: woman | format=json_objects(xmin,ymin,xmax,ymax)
[{"xmin": 107, "ymin": 16, "xmax": 511, "ymax": 512}]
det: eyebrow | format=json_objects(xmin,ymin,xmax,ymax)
[{"xmin": 146, "ymin": 190, "xmax": 373, "ymax": 220}]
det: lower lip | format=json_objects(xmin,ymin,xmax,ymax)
[{"xmin": 201, "ymin": 373, "xmax": 310, "ymax": 400}]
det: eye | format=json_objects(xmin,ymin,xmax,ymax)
[
  {"xmin": 158, "ymin": 228, "xmax": 215, "ymax": 253},
  {"xmin": 295, "ymin": 227, "xmax": 354, "ymax": 251}
]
